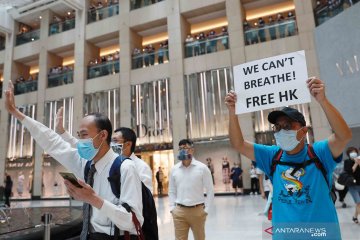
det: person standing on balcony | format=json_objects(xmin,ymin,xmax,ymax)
[
  {"xmin": 268, "ymin": 16, "xmax": 277, "ymax": 40},
  {"xmin": 287, "ymin": 11, "xmax": 296, "ymax": 36},
  {"xmin": 277, "ymin": 13, "xmax": 286, "ymax": 38},
  {"xmin": 257, "ymin": 17, "xmax": 266, "ymax": 42}
]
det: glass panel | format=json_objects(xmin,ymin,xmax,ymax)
[
  {"xmin": 184, "ymin": 35, "xmax": 229, "ymax": 58},
  {"xmin": 184, "ymin": 68, "xmax": 233, "ymax": 140},
  {"xmin": 0, "ymin": 35, "xmax": 5, "ymax": 50},
  {"xmin": 244, "ymin": 18, "xmax": 297, "ymax": 45},
  {"xmin": 14, "ymin": 79, "xmax": 38, "ymax": 95},
  {"xmin": 132, "ymin": 48, "xmax": 169, "ymax": 69},
  {"xmin": 84, "ymin": 89, "xmax": 120, "ymax": 130},
  {"xmin": 15, "ymin": 29, "xmax": 40, "ymax": 46},
  {"xmin": 0, "ymin": 81, "xmax": 3, "ymax": 98},
  {"xmin": 314, "ymin": 0, "xmax": 359, "ymax": 26},
  {"xmin": 49, "ymin": 18, "xmax": 75, "ymax": 35},
  {"xmin": 131, "ymin": 78, "xmax": 172, "ymax": 145},
  {"xmin": 48, "ymin": 70, "xmax": 74, "ymax": 88},
  {"xmin": 88, "ymin": 4, "xmax": 119, "ymax": 23},
  {"xmin": 130, "ymin": 0, "xmax": 164, "ymax": 10},
  {"xmin": 6, "ymin": 104, "xmax": 36, "ymax": 199},
  {"xmin": 88, "ymin": 60, "xmax": 120, "ymax": 79},
  {"xmin": 42, "ymin": 98, "xmax": 74, "ymax": 198}
]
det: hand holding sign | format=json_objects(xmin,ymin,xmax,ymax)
[
  {"xmin": 307, "ymin": 77, "xmax": 326, "ymax": 103},
  {"xmin": 225, "ymin": 90, "xmax": 237, "ymax": 114}
]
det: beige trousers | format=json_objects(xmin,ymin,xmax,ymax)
[{"xmin": 171, "ymin": 205, "xmax": 208, "ymax": 240}]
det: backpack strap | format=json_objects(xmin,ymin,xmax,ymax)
[
  {"xmin": 270, "ymin": 148, "xmax": 283, "ymax": 177},
  {"xmin": 307, "ymin": 145, "xmax": 330, "ymax": 189},
  {"xmin": 122, "ymin": 203, "xmax": 145, "ymax": 240}
]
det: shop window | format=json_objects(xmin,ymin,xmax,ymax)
[{"xmin": 184, "ymin": 68, "xmax": 233, "ymax": 140}]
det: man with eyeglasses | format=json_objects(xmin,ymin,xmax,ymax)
[
  {"xmin": 225, "ymin": 77, "xmax": 351, "ymax": 239},
  {"xmin": 169, "ymin": 139, "xmax": 214, "ymax": 240},
  {"xmin": 4, "ymin": 82, "xmax": 143, "ymax": 240}
]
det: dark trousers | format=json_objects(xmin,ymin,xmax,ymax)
[
  {"xmin": 88, "ymin": 233, "xmax": 138, "ymax": 240},
  {"xmin": 4, "ymin": 189, "xmax": 11, "ymax": 207},
  {"xmin": 336, "ymin": 187, "xmax": 348, "ymax": 202},
  {"xmin": 250, "ymin": 178, "xmax": 259, "ymax": 193}
]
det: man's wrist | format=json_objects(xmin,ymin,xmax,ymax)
[{"xmin": 90, "ymin": 194, "xmax": 104, "ymax": 209}]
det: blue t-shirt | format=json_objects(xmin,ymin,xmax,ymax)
[
  {"xmin": 254, "ymin": 140, "xmax": 342, "ymax": 240},
  {"xmin": 231, "ymin": 167, "xmax": 242, "ymax": 181}
]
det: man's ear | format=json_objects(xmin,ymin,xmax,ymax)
[{"xmin": 298, "ymin": 126, "xmax": 308, "ymax": 140}]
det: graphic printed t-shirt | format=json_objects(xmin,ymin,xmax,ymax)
[{"xmin": 254, "ymin": 140, "xmax": 342, "ymax": 239}]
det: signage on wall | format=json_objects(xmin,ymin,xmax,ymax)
[
  {"xmin": 233, "ymin": 50, "xmax": 310, "ymax": 114},
  {"xmin": 6, "ymin": 158, "xmax": 33, "ymax": 168},
  {"xmin": 136, "ymin": 124, "xmax": 167, "ymax": 138}
]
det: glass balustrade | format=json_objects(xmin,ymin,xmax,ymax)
[
  {"xmin": 16, "ymin": 29, "xmax": 40, "ymax": 46},
  {"xmin": 184, "ymin": 35, "xmax": 229, "ymax": 58},
  {"xmin": 49, "ymin": 18, "xmax": 75, "ymax": 35},
  {"xmin": 14, "ymin": 80, "xmax": 38, "ymax": 95},
  {"xmin": 88, "ymin": 60, "xmax": 119, "ymax": 79},
  {"xmin": 132, "ymin": 49, "xmax": 169, "ymax": 69},
  {"xmin": 48, "ymin": 71, "xmax": 74, "ymax": 88},
  {"xmin": 88, "ymin": 4, "xmax": 119, "ymax": 23}
]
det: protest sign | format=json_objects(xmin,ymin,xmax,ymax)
[{"xmin": 233, "ymin": 50, "xmax": 311, "ymax": 114}]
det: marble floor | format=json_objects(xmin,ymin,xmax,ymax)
[{"xmin": 9, "ymin": 194, "xmax": 360, "ymax": 240}]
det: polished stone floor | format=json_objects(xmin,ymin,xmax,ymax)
[{"xmin": 3, "ymin": 194, "xmax": 360, "ymax": 239}]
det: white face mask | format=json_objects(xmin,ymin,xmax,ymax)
[
  {"xmin": 274, "ymin": 128, "xmax": 303, "ymax": 151},
  {"xmin": 349, "ymin": 152, "xmax": 358, "ymax": 159}
]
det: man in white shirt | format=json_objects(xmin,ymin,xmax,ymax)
[
  {"xmin": 112, "ymin": 127, "xmax": 153, "ymax": 192},
  {"xmin": 55, "ymin": 108, "xmax": 153, "ymax": 193},
  {"xmin": 4, "ymin": 82, "xmax": 142, "ymax": 240},
  {"xmin": 169, "ymin": 139, "xmax": 214, "ymax": 240}
]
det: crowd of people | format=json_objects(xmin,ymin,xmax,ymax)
[
  {"xmin": 243, "ymin": 11, "xmax": 296, "ymax": 45},
  {"xmin": 48, "ymin": 66, "xmax": 73, "ymax": 87},
  {"xmin": 88, "ymin": 0, "xmax": 119, "ymax": 23},
  {"xmin": 132, "ymin": 41, "xmax": 169, "ymax": 69},
  {"xmin": 14, "ymin": 74, "xmax": 38, "ymax": 95},
  {"xmin": 184, "ymin": 26, "xmax": 229, "ymax": 57},
  {"xmin": 88, "ymin": 51, "xmax": 120, "ymax": 79},
  {"xmin": 314, "ymin": 0, "xmax": 360, "ymax": 25}
]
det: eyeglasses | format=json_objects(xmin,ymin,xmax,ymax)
[
  {"xmin": 272, "ymin": 122, "xmax": 293, "ymax": 132},
  {"xmin": 178, "ymin": 146, "xmax": 192, "ymax": 151}
]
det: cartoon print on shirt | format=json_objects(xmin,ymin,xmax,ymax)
[{"xmin": 277, "ymin": 167, "xmax": 312, "ymax": 204}]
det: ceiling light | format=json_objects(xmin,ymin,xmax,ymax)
[
  {"xmin": 67, "ymin": 11, "xmax": 71, "ymax": 15},
  {"xmin": 39, "ymin": 16, "xmax": 42, "ymax": 19}
]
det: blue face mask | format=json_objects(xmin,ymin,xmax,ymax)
[
  {"xmin": 177, "ymin": 149, "xmax": 192, "ymax": 161},
  {"xmin": 110, "ymin": 142, "xmax": 123, "ymax": 155},
  {"xmin": 274, "ymin": 128, "xmax": 303, "ymax": 152},
  {"xmin": 76, "ymin": 133, "xmax": 103, "ymax": 160}
]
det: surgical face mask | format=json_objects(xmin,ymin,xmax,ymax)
[
  {"xmin": 111, "ymin": 142, "xmax": 123, "ymax": 155},
  {"xmin": 177, "ymin": 149, "xmax": 192, "ymax": 161},
  {"xmin": 76, "ymin": 132, "xmax": 103, "ymax": 160},
  {"xmin": 274, "ymin": 128, "xmax": 303, "ymax": 152},
  {"xmin": 349, "ymin": 152, "xmax": 358, "ymax": 159}
]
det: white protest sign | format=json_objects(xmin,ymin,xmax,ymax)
[{"xmin": 233, "ymin": 50, "xmax": 311, "ymax": 114}]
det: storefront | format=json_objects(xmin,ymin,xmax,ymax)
[
  {"xmin": 5, "ymin": 104, "xmax": 36, "ymax": 199},
  {"xmin": 131, "ymin": 78, "xmax": 173, "ymax": 196}
]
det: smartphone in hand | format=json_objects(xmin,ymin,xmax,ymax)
[{"xmin": 59, "ymin": 172, "xmax": 83, "ymax": 188}]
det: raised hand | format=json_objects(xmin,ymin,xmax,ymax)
[
  {"xmin": 55, "ymin": 107, "xmax": 65, "ymax": 134},
  {"xmin": 224, "ymin": 90, "xmax": 237, "ymax": 114},
  {"xmin": 4, "ymin": 81, "xmax": 25, "ymax": 120},
  {"xmin": 307, "ymin": 77, "xmax": 326, "ymax": 103}
]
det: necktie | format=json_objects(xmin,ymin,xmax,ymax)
[{"xmin": 80, "ymin": 164, "xmax": 96, "ymax": 240}]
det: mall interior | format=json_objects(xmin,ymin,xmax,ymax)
[{"xmin": 0, "ymin": 0, "xmax": 359, "ymax": 239}]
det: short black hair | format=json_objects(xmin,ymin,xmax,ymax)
[
  {"xmin": 178, "ymin": 139, "xmax": 194, "ymax": 147},
  {"xmin": 346, "ymin": 147, "xmax": 358, "ymax": 158},
  {"xmin": 114, "ymin": 127, "xmax": 137, "ymax": 153},
  {"xmin": 87, "ymin": 113, "xmax": 112, "ymax": 145}
]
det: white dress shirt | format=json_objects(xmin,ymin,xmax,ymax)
[
  {"xmin": 22, "ymin": 116, "xmax": 143, "ymax": 235},
  {"xmin": 61, "ymin": 132, "xmax": 153, "ymax": 193},
  {"xmin": 169, "ymin": 158, "xmax": 214, "ymax": 213},
  {"xmin": 130, "ymin": 153, "xmax": 153, "ymax": 193}
]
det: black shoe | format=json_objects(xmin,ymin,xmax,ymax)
[
  {"xmin": 342, "ymin": 202, "xmax": 347, "ymax": 208},
  {"xmin": 352, "ymin": 217, "xmax": 359, "ymax": 224}
]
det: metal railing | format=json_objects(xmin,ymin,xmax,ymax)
[
  {"xmin": 88, "ymin": 60, "xmax": 119, "ymax": 79},
  {"xmin": 132, "ymin": 49, "xmax": 169, "ymax": 69},
  {"xmin": 184, "ymin": 35, "xmax": 229, "ymax": 58},
  {"xmin": 244, "ymin": 19, "xmax": 297, "ymax": 45},
  {"xmin": 48, "ymin": 71, "xmax": 74, "ymax": 88},
  {"xmin": 49, "ymin": 18, "xmax": 75, "ymax": 35},
  {"xmin": 88, "ymin": 4, "xmax": 119, "ymax": 23},
  {"xmin": 14, "ymin": 80, "xmax": 38, "ymax": 95},
  {"xmin": 130, "ymin": 0, "xmax": 164, "ymax": 10},
  {"xmin": 15, "ymin": 29, "xmax": 40, "ymax": 46}
]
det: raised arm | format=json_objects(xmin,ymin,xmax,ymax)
[
  {"xmin": 55, "ymin": 107, "xmax": 79, "ymax": 147},
  {"xmin": 307, "ymin": 77, "xmax": 352, "ymax": 158},
  {"xmin": 225, "ymin": 90, "xmax": 255, "ymax": 160}
]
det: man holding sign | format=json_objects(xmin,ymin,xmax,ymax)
[{"xmin": 225, "ymin": 74, "xmax": 351, "ymax": 239}]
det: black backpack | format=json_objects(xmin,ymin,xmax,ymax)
[
  {"xmin": 85, "ymin": 155, "xmax": 159, "ymax": 240},
  {"xmin": 269, "ymin": 144, "xmax": 337, "ymax": 203}
]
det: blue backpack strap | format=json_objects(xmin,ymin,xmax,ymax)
[
  {"xmin": 107, "ymin": 155, "xmax": 131, "ymax": 199},
  {"xmin": 84, "ymin": 161, "xmax": 92, "ymax": 183}
]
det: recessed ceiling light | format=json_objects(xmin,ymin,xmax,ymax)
[
  {"xmin": 67, "ymin": 11, "xmax": 71, "ymax": 15},
  {"xmin": 39, "ymin": 16, "xmax": 42, "ymax": 19}
]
